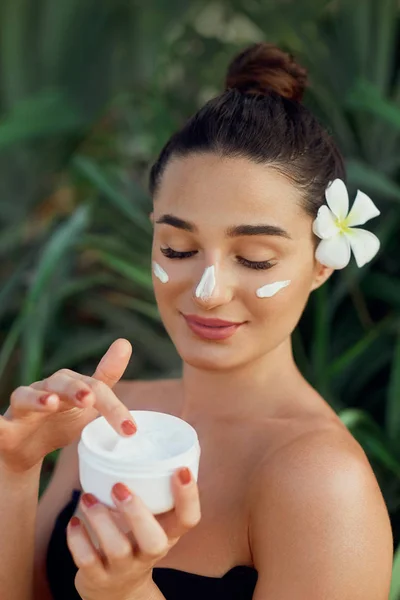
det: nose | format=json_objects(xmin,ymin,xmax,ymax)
[{"xmin": 192, "ymin": 264, "xmax": 233, "ymax": 310}]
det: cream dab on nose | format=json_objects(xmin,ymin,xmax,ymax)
[
  {"xmin": 152, "ymin": 261, "xmax": 169, "ymax": 284},
  {"xmin": 256, "ymin": 280, "xmax": 291, "ymax": 298},
  {"xmin": 195, "ymin": 265, "xmax": 216, "ymax": 300}
]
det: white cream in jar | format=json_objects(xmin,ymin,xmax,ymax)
[{"xmin": 78, "ymin": 410, "xmax": 201, "ymax": 515}]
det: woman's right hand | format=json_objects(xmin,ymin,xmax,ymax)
[{"xmin": 0, "ymin": 338, "xmax": 138, "ymax": 473}]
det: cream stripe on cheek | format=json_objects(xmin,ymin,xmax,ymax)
[
  {"xmin": 256, "ymin": 280, "xmax": 291, "ymax": 298},
  {"xmin": 195, "ymin": 265, "xmax": 216, "ymax": 300},
  {"xmin": 152, "ymin": 261, "xmax": 169, "ymax": 283}
]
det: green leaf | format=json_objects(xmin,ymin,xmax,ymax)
[
  {"xmin": 80, "ymin": 296, "xmax": 179, "ymax": 372},
  {"xmin": 390, "ymin": 543, "xmax": 400, "ymax": 600},
  {"xmin": 331, "ymin": 209, "xmax": 400, "ymax": 310},
  {"xmin": 44, "ymin": 330, "xmax": 118, "ymax": 375},
  {"xmin": 372, "ymin": 0, "xmax": 398, "ymax": 92},
  {"xmin": 346, "ymin": 159, "xmax": 400, "ymax": 201},
  {"xmin": 0, "ymin": 90, "xmax": 85, "ymax": 149},
  {"xmin": 109, "ymin": 294, "xmax": 161, "ymax": 322},
  {"xmin": 340, "ymin": 408, "xmax": 389, "ymax": 441},
  {"xmin": 0, "ymin": 205, "xmax": 91, "ymax": 382},
  {"xmin": 311, "ymin": 284, "xmax": 330, "ymax": 391},
  {"xmin": 20, "ymin": 291, "xmax": 51, "ymax": 383},
  {"xmin": 56, "ymin": 274, "xmax": 116, "ymax": 301},
  {"xmin": 28, "ymin": 204, "xmax": 91, "ymax": 307},
  {"xmin": 0, "ymin": 0, "xmax": 31, "ymax": 106},
  {"xmin": 292, "ymin": 328, "xmax": 311, "ymax": 382},
  {"xmin": 0, "ymin": 255, "xmax": 30, "ymax": 323},
  {"xmin": 77, "ymin": 233, "xmax": 150, "ymax": 266},
  {"xmin": 0, "ymin": 312, "xmax": 26, "ymax": 383},
  {"xmin": 97, "ymin": 251, "xmax": 153, "ymax": 291},
  {"xmin": 346, "ymin": 79, "xmax": 400, "ymax": 130},
  {"xmin": 327, "ymin": 318, "xmax": 392, "ymax": 379},
  {"xmin": 340, "ymin": 409, "xmax": 400, "ymax": 479},
  {"xmin": 362, "ymin": 274, "xmax": 400, "ymax": 309},
  {"xmin": 387, "ymin": 336, "xmax": 400, "ymax": 455},
  {"xmin": 72, "ymin": 155, "xmax": 152, "ymax": 235}
]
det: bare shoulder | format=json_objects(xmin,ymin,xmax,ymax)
[
  {"xmin": 249, "ymin": 423, "xmax": 394, "ymax": 599},
  {"xmin": 251, "ymin": 420, "xmax": 388, "ymax": 513},
  {"xmin": 114, "ymin": 378, "xmax": 182, "ymax": 414}
]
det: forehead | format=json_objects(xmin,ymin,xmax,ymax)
[{"xmin": 154, "ymin": 154, "xmax": 306, "ymax": 233}]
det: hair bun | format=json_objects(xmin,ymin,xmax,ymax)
[{"xmin": 225, "ymin": 42, "xmax": 308, "ymax": 102}]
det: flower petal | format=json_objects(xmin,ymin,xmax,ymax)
[
  {"xmin": 346, "ymin": 190, "xmax": 380, "ymax": 227},
  {"xmin": 344, "ymin": 228, "xmax": 380, "ymax": 268},
  {"xmin": 315, "ymin": 233, "xmax": 351, "ymax": 269},
  {"xmin": 312, "ymin": 206, "xmax": 338, "ymax": 239},
  {"xmin": 325, "ymin": 179, "xmax": 349, "ymax": 220}
]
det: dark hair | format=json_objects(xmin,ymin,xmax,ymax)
[{"xmin": 149, "ymin": 42, "xmax": 346, "ymax": 217}]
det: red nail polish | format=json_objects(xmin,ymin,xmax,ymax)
[
  {"xmin": 69, "ymin": 516, "xmax": 81, "ymax": 527},
  {"xmin": 76, "ymin": 389, "xmax": 90, "ymax": 402},
  {"xmin": 39, "ymin": 394, "xmax": 52, "ymax": 405},
  {"xmin": 81, "ymin": 493, "xmax": 99, "ymax": 508},
  {"xmin": 121, "ymin": 419, "xmax": 137, "ymax": 436},
  {"xmin": 178, "ymin": 467, "xmax": 191, "ymax": 485},
  {"xmin": 112, "ymin": 483, "xmax": 132, "ymax": 502}
]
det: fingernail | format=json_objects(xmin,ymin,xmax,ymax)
[
  {"xmin": 76, "ymin": 389, "xmax": 90, "ymax": 402},
  {"xmin": 112, "ymin": 483, "xmax": 133, "ymax": 503},
  {"xmin": 39, "ymin": 394, "xmax": 57, "ymax": 406},
  {"xmin": 81, "ymin": 493, "xmax": 99, "ymax": 508},
  {"xmin": 178, "ymin": 467, "xmax": 191, "ymax": 485},
  {"xmin": 69, "ymin": 516, "xmax": 81, "ymax": 527},
  {"xmin": 121, "ymin": 419, "xmax": 137, "ymax": 436}
]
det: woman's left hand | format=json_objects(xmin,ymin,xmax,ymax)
[{"xmin": 66, "ymin": 467, "xmax": 201, "ymax": 600}]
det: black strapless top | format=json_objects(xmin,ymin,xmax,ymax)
[{"xmin": 46, "ymin": 489, "xmax": 258, "ymax": 600}]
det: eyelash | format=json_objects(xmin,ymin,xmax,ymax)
[{"xmin": 160, "ymin": 246, "xmax": 274, "ymax": 271}]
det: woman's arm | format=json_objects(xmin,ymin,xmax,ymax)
[
  {"xmin": 0, "ymin": 459, "xmax": 43, "ymax": 600},
  {"xmin": 249, "ymin": 429, "xmax": 394, "ymax": 600}
]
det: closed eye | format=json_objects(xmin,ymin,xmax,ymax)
[
  {"xmin": 160, "ymin": 246, "xmax": 197, "ymax": 259},
  {"xmin": 237, "ymin": 257, "xmax": 275, "ymax": 270},
  {"xmin": 160, "ymin": 246, "xmax": 275, "ymax": 271}
]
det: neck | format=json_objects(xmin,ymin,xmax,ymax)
[{"xmin": 179, "ymin": 337, "xmax": 303, "ymax": 425}]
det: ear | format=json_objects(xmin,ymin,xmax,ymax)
[{"xmin": 310, "ymin": 261, "xmax": 334, "ymax": 291}]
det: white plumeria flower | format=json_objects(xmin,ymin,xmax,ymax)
[{"xmin": 313, "ymin": 179, "xmax": 381, "ymax": 269}]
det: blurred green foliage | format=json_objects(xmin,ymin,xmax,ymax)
[{"xmin": 0, "ymin": 0, "xmax": 400, "ymax": 595}]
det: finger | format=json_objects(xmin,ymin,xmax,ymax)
[
  {"xmin": 55, "ymin": 370, "xmax": 137, "ymax": 437},
  {"xmin": 30, "ymin": 373, "xmax": 95, "ymax": 408},
  {"xmin": 27, "ymin": 339, "xmax": 136, "ymax": 436},
  {"xmin": 2, "ymin": 387, "xmax": 58, "ymax": 435},
  {"xmin": 111, "ymin": 484, "xmax": 170, "ymax": 561},
  {"xmin": 92, "ymin": 338, "xmax": 132, "ymax": 389},
  {"xmin": 156, "ymin": 468, "xmax": 201, "ymax": 541},
  {"xmin": 66, "ymin": 516, "xmax": 106, "ymax": 578},
  {"xmin": 9, "ymin": 386, "xmax": 60, "ymax": 415},
  {"xmin": 79, "ymin": 494, "xmax": 135, "ymax": 570}
]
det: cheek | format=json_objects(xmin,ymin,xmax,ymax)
[
  {"xmin": 152, "ymin": 262, "xmax": 191, "ymax": 310},
  {"xmin": 246, "ymin": 267, "xmax": 314, "ymax": 324},
  {"xmin": 246, "ymin": 285, "xmax": 294, "ymax": 322}
]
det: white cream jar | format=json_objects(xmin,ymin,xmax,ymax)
[{"xmin": 78, "ymin": 410, "xmax": 201, "ymax": 515}]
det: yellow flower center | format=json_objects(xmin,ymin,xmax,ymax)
[{"xmin": 335, "ymin": 216, "xmax": 351, "ymax": 234}]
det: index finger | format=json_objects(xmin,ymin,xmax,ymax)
[
  {"xmin": 91, "ymin": 339, "xmax": 136, "ymax": 436},
  {"xmin": 59, "ymin": 369, "xmax": 138, "ymax": 438},
  {"xmin": 92, "ymin": 338, "xmax": 132, "ymax": 388}
]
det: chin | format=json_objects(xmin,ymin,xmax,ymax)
[{"xmin": 176, "ymin": 339, "xmax": 248, "ymax": 372}]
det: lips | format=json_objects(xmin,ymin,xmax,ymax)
[{"xmin": 182, "ymin": 314, "xmax": 244, "ymax": 341}]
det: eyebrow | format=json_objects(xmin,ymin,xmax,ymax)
[{"xmin": 155, "ymin": 214, "xmax": 292, "ymax": 240}]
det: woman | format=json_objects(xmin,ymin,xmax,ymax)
[{"xmin": 0, "ymin": 43, "xmax": 393, "ymax": 600}]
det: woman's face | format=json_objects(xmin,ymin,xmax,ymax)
[{"xmin": 151, "ymin": 154, "xmax": 331, "ymax": 371}]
